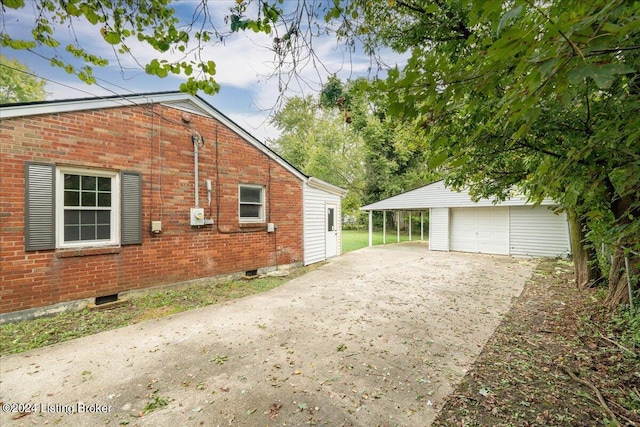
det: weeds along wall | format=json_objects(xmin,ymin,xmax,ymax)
[{"xmin": 0, "ymin": 103, "xmax": 304, "ymax": 314}]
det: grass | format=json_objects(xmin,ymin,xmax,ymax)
[
  {"xmin": 341, "ymin": 229, "xmax": 428, "ymax": 253},
  {"xmin": 0, "ymin": 265, "xmax": 317, "ymax": 356}
]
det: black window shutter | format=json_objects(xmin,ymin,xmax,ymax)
[
  {"xmin": 25, "ymin": 162, "xmax": 55, "ymax": 251},
  {"xmin": 121, "ymin": 171, "xmax": 142, "ymax": 245}
]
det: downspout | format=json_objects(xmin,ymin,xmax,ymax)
[{"xmin": 192, "ymin": 133, "xmax": 202, "ymax": 207}]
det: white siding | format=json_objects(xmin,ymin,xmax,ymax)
[
  {"xmin": 429, "ymin": 208, "xmax": 449, "ymax": 251},
  {"xmin": 303, "ymin": 184, "xmax": 342, "ymax": 265},
  {"xmin": 510, "ymin": 207, "xmax": 570, "ymax": 257}
]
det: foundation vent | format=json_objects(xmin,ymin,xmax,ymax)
[{"xmin": 95, "ymin": 293, "xmax": 119, "ymax": 305}]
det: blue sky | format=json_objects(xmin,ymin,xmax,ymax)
[{"xmin": 1, "ymin": 1, "xmax": 406, "ymax": 142}]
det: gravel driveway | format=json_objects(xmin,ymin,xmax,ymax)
[{"xmin": 0, "ymin": 242, "xmax": 535, "ymax": 426}]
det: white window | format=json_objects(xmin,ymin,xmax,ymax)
[
  {"xmin": 239, "ymin": 184, "xmax": 265, "ymax": 222},
  {"xmin": 56, "ymin": 167, "xmax": 120, "ymax": 248}
]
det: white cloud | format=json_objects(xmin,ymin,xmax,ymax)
[
  {"xmin": 226, "ymin": 110, "xmax": 280, "ymax": 143},
  {"xmin": 201, "ymin": 32, "xmax": 278, "ymax": 88},
  {"xmin": 4, "ymin": 1, "xmax": 408, "ymax": 141}
]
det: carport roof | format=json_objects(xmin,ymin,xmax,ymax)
[{"xmin": 361, "ymin": 180, "xmax": 556, "ymax": 211}]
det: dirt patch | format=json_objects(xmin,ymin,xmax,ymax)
[{"xmin": 432, "ymin": 259, "xmax": 640, "ymax": 427}]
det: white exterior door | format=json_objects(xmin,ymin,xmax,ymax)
[
  {"xmin": 325, "ymin": 204, "xmax": 337, "ymax": 258},
  {"xmin": 450, "ymin": 207, "xmax": 509, "ymax": 255}
]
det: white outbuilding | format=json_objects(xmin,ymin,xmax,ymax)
[
  {"xmin": 361, "ymin": 180, "xmax": 571, "ymax": 258},
  {"xmin": 303, "ymin": 177, "xmax": 348, "ymax": 265}
]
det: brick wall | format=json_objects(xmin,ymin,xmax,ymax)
[{"xmin": 0, "ymin": 104, "xmax": 304, "ymax": 314}]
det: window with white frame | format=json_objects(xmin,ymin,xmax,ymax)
[
  {"xmin": 56, "ymin": 167, "xmax": 120, "ymax": 248},
  {"xmin": 239, "ymin": 184, "xmax": 265, "ymax": 222}
]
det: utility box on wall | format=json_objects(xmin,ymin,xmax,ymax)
[{"xmin": 190, "ymin": 207, "xmax": 205, "ymax": 226}]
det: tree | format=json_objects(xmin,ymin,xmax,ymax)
[
  {"xmin": 332, "ymin": 0, "xmax": 640, "ymax": 307},
  {"xmin": 0, "ymin": 56, "xmax": 47, "ymax": 103},
  {"xmin": 344, "ymin": 79, "xmax": 438, "ymax": 205},
  {"xmin": 267, "ymin": 93, "xmax": 366, "ymax": 220},
  {"xmin": 269, "ymin": 77, "xmax": 438, "ymax": 225}
]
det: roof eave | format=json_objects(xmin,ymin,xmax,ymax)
[{"xmin": 307, "ymin": 177, "xmax": 348, "ymax": 197}]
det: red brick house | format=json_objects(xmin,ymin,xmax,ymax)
[{"xmin": 0, "ymin": 92, "xmax": 346, "ymax": 321}]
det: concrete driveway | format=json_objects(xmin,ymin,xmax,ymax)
[{"xmin": 0, "ymin": 243, "xmax": 535, "ymax": 427}]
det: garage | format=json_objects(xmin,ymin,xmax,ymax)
[{"xmin": 361, "ymin": 180, "xmax": 571, "ymax": 258}]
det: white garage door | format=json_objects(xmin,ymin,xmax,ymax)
[
  {"xmin": 450, "ymin": 207, "xmax": 509, "ymax": 255},
  {"xmin": 510, "ymin": 206, "xmax": 570, "ymax": 257}
]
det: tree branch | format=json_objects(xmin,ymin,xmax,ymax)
[
  {"xmin": 396, "ymin": 0, "xmax": 472, "ymax": 39},
  {"xmin": 587, "ymin": 45, "xmax": 640, "ymax": 55},
  {"xmin": 524, "ymin": 0, "xmax": 585, "ymax": 60},
  {"xmin": 563, "ymin": 366, "xmax": 619, "ymax": 425},
  {"xmin": 395, "ymin": 0, "xmax": 426, "ymax": 14},
  {"xmin": 584, "ymin": 78, "xmax": 592, "ymax": 135}
]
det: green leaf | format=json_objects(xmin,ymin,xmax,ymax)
[
  {"xmin": 81, "ymin": 5, "xmax": 101, "ymax": 25},
  {"xmin": 1, "ymin": 35, "xmax": 36, "ymax": 49},
  {"xmin": 428, "ymin": 151, "xmax": 448, "ymax": 169},
  {"xmin": 601, "ymin": 22, "xmax": 622, "ymax": 33},
  {"xmin": 568, "ymin": 63, "xmax": 634, "ymax": 89},
  {"xmin": 488, "ymin": 28, "xmax": 527, "ymax": 57},
  {"xmin": 536, "ymin": 57, "xmax": 560, "ymax": 77},
  {"xmin": 497, "ymin": 5, "xmax": 523, "ymax": 37},
  {"xmin": 2, "ymin": 0, "xmax": 24, "ymax": 8},
  {"xmin": 325, "ymin": 5, "xmax": 342, "ymax": 22},
  {"xmin": 450, "ymin": 155, "xmax": 469, "ymax": 167},
  {"xmin": 145, "ymin": 59, "xmax": 160, "ymax": 73},
  {"xmin": 64, "ymin": 2, "xmax": 80, "ymax": 16},
  {"xmin": 103, "ymin": 31, "xmax": 121, "ymax": 45}
]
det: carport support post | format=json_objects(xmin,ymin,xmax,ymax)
[
  {"xmin": 409, "ymin": 211, "xmax": 412, "ymax": 241},
  {"xmin": 420, "ymin": 211, "xmax": 424, "ymax": 241},
  {"xmin": 368, "ymin": 210, "xmax": 373, "ymax": 247},
  {"xmin": 397, "ymin": 211, "xmax": 400, "ymax": 243},
  {"xmin": 383, "ymin": 211, "xmax": 387, "ymax": 244}
]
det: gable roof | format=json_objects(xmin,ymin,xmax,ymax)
[
  {"xmin": 1, "ymin": 91, "xmax": 311, "ymax": 182},
  {"xmin": 361, "ymin": 180, "xmax": 557, "ymax": 211}
]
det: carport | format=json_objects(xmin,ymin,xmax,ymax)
[{"xmin": 361, "ymin": 180, "xmax": 571, "ymax": 257}]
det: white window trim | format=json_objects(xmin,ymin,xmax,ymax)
[
  {"xmin": 238, "ymin": 184, "xmax": 265, "ymax": 223},
  {"xmin": 55, "ymin": 166, "xmax": 120, "ymax": 249}
]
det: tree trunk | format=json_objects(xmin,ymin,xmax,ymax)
[
  {"xmin": 604, "ymin": 246, "xmax": 631, "ymax": 308},
  {"xmin": 604, "ymin": 193, "xmax": 638, "ymax": 308},
  {"xmin": 568, "ymin": 209, "xmax": 602, "ymax": 289}
]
